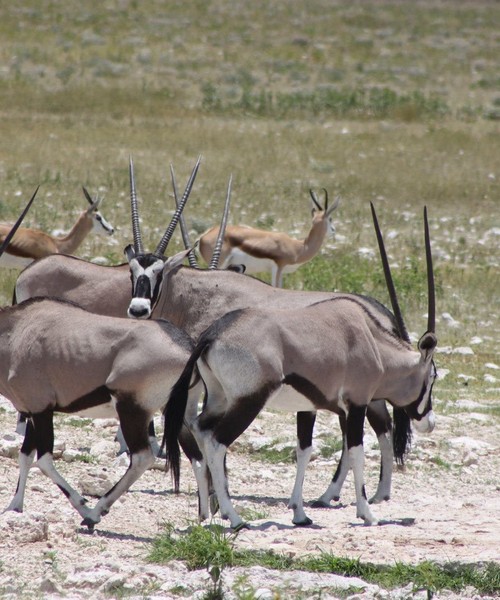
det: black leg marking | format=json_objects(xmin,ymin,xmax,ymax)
[
  {"xmin": 297, "ymin": 411, "xmax": 316, "ymax": 451},
  {"xmin": 31, "ymin": 410, "xmax": 55, "ymax": 459},
  {"xmin": 346, "ymin": 404, "xmax": 367, "ymax": 450},
  {"xmin": 366, "ymin": 400, "xmax": 392, "ymax": 437},
  {"xmin": 115, "ymin": 393, "xmax": 151, "ymax": 455}
]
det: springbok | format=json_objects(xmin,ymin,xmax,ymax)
[
  {"xmin": 163, "ymin": 204, "xmax": 437, "ymax": 529},
  {"xmin": 15, "ymin": 169, "xmax": 411, "ymax": 515},
  {"xmin": 0, "ymin": 187, "xmax": 114, "ymax": 269},
  {"xmin": 197, "ymin": 189, "xmax": 339, "ymax": 287}
]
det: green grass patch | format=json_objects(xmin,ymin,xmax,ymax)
[{"xmin": 149, "ymin": 523, "xmax": 500, "ymax": 596}]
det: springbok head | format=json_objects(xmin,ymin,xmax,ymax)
[
  {"xmin": 126, "ymin": 156, "xmax": 201, "ymax": 319},
  {"xmin": 309, "ymin": 188, "xmax": 340, "ymax": 237},
  {"xmin": 81, "ymin": 187, "xmax": 115, "ymax": 236},
  {"xmin": 370, "ymin": 202, "xmax": 437, "ymax": 434},
  {"xmin": 0, "ymin": 187, "xmax": 39, "ymax": 257}
]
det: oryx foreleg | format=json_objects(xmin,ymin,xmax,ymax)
[
  {"xmin": 289, "ymin": 411, "xmax": 316, "ymax": 526},
  {"xmin": 312, "ymin": 411, "xmax": 349, "ymax": 508},
  {"xmin": 347, "ymin": 403, "xmax": 378, "ymax": 525},
  {"xmin": 5, "ymin": 418, "xmax": 36, "ymax": 513},
  {"xmin": 366, "ymin": 399, "xmax": 393, "ymax": 504},
  {"xmin": 81, "ymin": 397, "xmax": 154, "ymax": 529},
  {"xmin": 29, "ymin": 410, "xmax": 94, "ymax": 522}
]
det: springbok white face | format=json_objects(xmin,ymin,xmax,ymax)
[{"xmin": 81, "ymin": 189, "xmax": 114, "ymax": 236}]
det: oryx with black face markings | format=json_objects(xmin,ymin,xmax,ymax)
[{"xmin": 163, "ymin": 204, "xmax": 437, "ymax": 529}]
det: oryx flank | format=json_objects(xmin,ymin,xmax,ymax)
[
  {"xmin": 0, "ymin": 187, "xmax": 114, "ymax": 269},
  {"xmin": 197, "ymin": 188, "xmax": 339, "ymax": 287},
  {"xmin": 163, "ymin": 204, "xmax": 437, "ymax": 529}
]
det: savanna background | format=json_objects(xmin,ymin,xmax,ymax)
[{"xmin": 0, "ymin": 1, "xmax": 498, "ymax": 599}]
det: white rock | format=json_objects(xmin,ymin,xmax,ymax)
[
  {"xmin": 453, "ymin": 346, "xmax": 474, "ymax": 355},
  {"xmin": 485, "ymin": 362, "xmax": 499, "ymax": 370},
  {"xmin": 0, "ymin": 511, "xmax": 49, "ymax": 543},
  {"xmin": 89, "ymin": 440, "xmax": 118, "ymax": 459},
  {"xmin": 442, "ymin": 312, "xmax": 460, "ymax": 327},
  {"xmin": 484, "ymin": 374, "xmax": 497, "ymax": 383},
  {"xmin": 79, "ymin": 467, "xmax": 114, "ymax": 497}
]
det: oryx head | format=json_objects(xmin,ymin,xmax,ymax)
[
  {"xmin": 126, "ymin": 156, "xmax": 201, "ymax": 319},
  {"xmin": 371, "ymin": 203, "xmax": 437, "ymax": 433},
  {"xmin": 309, "ymin": 188, "xmax": 340, "ymax": 238},
  {"xmin": 81, "ymin": 186, "xmax": 115, "ymax": 236}
]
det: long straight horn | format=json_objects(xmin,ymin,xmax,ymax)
[
  {"xmin": 82, "ymin": 186, "xmax": 95, "ymax": 206},
  {"xmin": 155, "ymin": 155, "xmax": 202, "ymax": 256},
  {"xmin": 209, "ymin": 174, "xmax": 232, "ymax": 270},
  {"xmin": 0, "ymin": 187, "xmax": 39, "ymax": 257},
  {"xmin": 424, "ymin": 206, "xmax": 435, "ymax": 333},
  {"xmin": 129, "ymin": 156, "xmax": 143, "ymax": 254},
  {"xmin": 370, "ymin": 202, "xmax": 410, "ymax": 343},
  {"xmin": 170, "ymin": 163, "xmax": 199, "ymax": 269}
]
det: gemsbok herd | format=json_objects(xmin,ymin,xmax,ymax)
[{"xmin": 0, "ymin": 157, "xmax": 438, "ymax": 532}]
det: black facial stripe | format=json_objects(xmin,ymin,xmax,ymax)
[
  {"xmin": 406, "ymin": 379, "xmax": 434, "ymax": 421},
  {"xmin": 133, "ymin": 274, "xmax": 152, "ymax": 300}
]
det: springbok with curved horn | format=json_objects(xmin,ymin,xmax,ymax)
[
  {"xmin": 197, "ymin": 188, "xmax": 339, "ymax": 287},
  {"xmin": 0, "ymin": 187, "xmax": 114, "ymax": 269},
  {"xmin": 163, "ymin": 204, "xmax": 437, "ymax": 529}
]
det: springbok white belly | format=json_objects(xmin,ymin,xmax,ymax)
[{"xmin": 222, "ymin": 248, "xmax": 300, "ymax": 277}]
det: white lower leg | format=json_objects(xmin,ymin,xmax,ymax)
[
  {"xmin": 369, "ymin": 433, "xmax": 393, "ymax": 504},
  {"xmin": 5, "ymin": 450, "xmax": 36, "ymax": 512},
  {"xmin": 36, "ymin": 453, "xmax": 93, "ymax": 520},
  {"xmin": 191, "ymin": 458, "xmax": 211, "ymax": 521},
  {"xmin": 349, "ymin": 445, "xmax": 378, "ymax": 525},
  {"xmin": 85, "ymin": 449, "xmax": 155, "ymax": 526},
  {"xmin": 316, "ymin": 438, "xmax": 350, "ymax": 505},
  {"xmin": 289, "ymin": 444, "xmax": 312, "ymax": 525}
]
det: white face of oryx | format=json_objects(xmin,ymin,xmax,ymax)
[{"xmin": 127, "ymin": 255, "xmax": 166, "ymax": 319}]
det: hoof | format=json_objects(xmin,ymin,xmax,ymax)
[
  {"xmin": 293, "ymin": 517, "xmax": 313, "ymax": 527},
  {"xmin": 233, "ymin": 521, "xmax": 250, "ymax": 531},
  {"xmin": 311, "ymin": 499, "xmax": 332, "ymax": 508},
  {"xmin": 209, "ymin": 493, "xmax": 219, "ymax": 516},
  {"xmin": 80, "ymin": 517, "xmax": 97, "ymax": 530},
  {"xmin": 368, "ymin": 495, "xmax": 390, "ymax": 505}
]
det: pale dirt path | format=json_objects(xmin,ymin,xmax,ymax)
[{"xmin": 0, "ymin": 395, "xmax": 498, "ymax": 598}]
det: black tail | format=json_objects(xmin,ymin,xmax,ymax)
[
  {"xmin": 392, "ymin": 407, "xmax": 412, "ymax": 465},
  {"xmin": 162, "ymin": 337, "xmax": 211, "ymax": 491}
]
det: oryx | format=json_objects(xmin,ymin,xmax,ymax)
[{"xmin": 163, "ymin": 204, "xmax": 437, "ymax": 529}]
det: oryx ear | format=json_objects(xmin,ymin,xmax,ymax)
[
  {"xmin": 162, "ymin": 247, "xmax": 193, "ymax": 273},
  {"xmin": 418, "ymin": 332, "xmax": 437, "ymax": 362},
  {"xmin": 124, "ymin": 244, "xmax": 136, "ymax": 262}
]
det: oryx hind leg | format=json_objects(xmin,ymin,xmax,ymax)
[
  {"xmin": 194, "ymin": 388, "xmax": 268, "ymax": 530},
  {"xmin": 5, "ymin": 418, "xmax": 36, "ymax": 513},
  {"xmin": 312, "ymin": 412, "xmax": 349, "ymax": 508},
  {"xmin": 346, "ymin": 403, "xmax": 378, "ymax": 525},
  {"xmin": 29, "ymin": 410, "xmax": 94, "ymax": 522},
  {"xmin": 289, "ymin": 411, "xmax": 315, "ymax": 526},
  {"xmin": 81, "ymin": 396, "xmax": 154, "ymax": 529},
  {"xmin": 366, "ymin": 399, "xmax": 393, "ymax": 504}
]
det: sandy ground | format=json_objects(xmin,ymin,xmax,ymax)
[{"xmin": 0, "ymin": 392, "xmax": 498, "ymax": 599}]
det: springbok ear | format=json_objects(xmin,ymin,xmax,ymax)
[
  {"xmin": 163, "ymin": 247, "xmax": 193, "ymax": 273},
  {"xmin": 418, "ymin": 331, "xmax": 437, "ymax": 362},
  {"xmin": 124, "ymin": 244, "xmax": 136, "ymax": 262}
]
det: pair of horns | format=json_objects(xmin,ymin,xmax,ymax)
[
  {"xmin": 310, "ymin": 188, "xmax": 341, "ymax": 215},
  {"xmin": 170, "ymin": 165, "xmax": 233, "ymax": 271},
  {"xmin": 130, "ymin": 155, "xmax": 202, "ymax": 257},
  {"xmin": 370, "ymin": 202, "xmax": 435, "ymax": 338},
  {"xmin": 0, "ymin": 187, "xmax": 39, "ymax": 257},
  {"xmin": 82, "ymin": 186, "xmax": 102, "ymax": 210}
]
